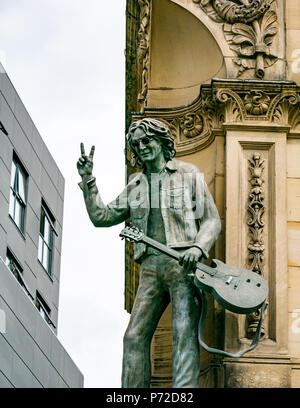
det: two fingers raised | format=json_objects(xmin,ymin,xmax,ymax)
[{"xmin": 80, "ymin": 142, "xmax": 95, "ymax": 160}]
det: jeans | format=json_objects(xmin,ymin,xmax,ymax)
[{"xmin": 122, "ymin": 253, "xmax": 201, "ymax": 388}]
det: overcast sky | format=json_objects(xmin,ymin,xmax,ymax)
[{"xmin": 0, "ymin": 0, "xmax": 129, "ymax": 388}]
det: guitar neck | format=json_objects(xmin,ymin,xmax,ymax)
[
  {"xmin": 141, "ymin": 235, "xmax": 215, "ymax": 276},
  {"xmin": 142, "ymin": 235, "xmax": 181, "ymax": 261}
]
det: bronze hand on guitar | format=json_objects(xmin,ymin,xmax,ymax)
[
  {"xmin": 120, "ymin": 225, "xmax": 269, "ymax": 358},
  {"xmin": 120, "ymin": 226, "xmax": 268, "ymax": 315}
]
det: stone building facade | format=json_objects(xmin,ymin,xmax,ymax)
[
  {"xmin": 125, "ymin": 0, "xmax": 300, "ymax": 388},
  {"xmin": 0, "ymin": 66, "xmax": 83, "ymax": 388}
]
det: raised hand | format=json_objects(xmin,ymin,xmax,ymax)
[{"xmin": 77, "ymin": 143, "xmax": 95, "ymax": 178}]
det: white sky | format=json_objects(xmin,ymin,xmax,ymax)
[{"xmin": 0, "ymin": 0, "xmax": 129, "ymax": 388}]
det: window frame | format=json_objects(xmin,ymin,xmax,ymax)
[
  {"xmin": 5, "ymin": 249, "xmax": 34, "ymax": 300},
  {"xmin": 9, "ymin": 153, "xmax": 28, "ymax": 233},
  {"xmin": 38, "ymin": 201, "xmax": 57, "ymax": 276},
  {"xmin": 35, "ymin": 291, "xmax": 56, "ymax": 329}
]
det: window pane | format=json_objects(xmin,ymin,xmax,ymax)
[
  {"xmin": 5, "ymin": 252, "xmax": 23, "ymax": 283},
  {"xmin": 9, "ymin": 189, "xmax": 15, "ymax": 218},
  {"xmin": 38, "ymin": 235, "xmax": 44, "ymax": 263},
  {"xmin": 49, "ymin": 227, "xmax": 54, "ymax": 250},
  {"xmin": 37, "ymin": 301, "xmax": 47, "ymax": 322},
  {"xmin": 39, "ymin": 204, "xmax": 55, "ymax": 275},
  {"xmin": 10, "ymin": 161, "xmax": 16, "ymax": 188},
  {"xmin": 47, "ymin": 247, "xmax": 52, "ymax": 274},
  {"xmin": 40, "ymin": 208, "xmax": 45, "ymax": 235},
  {"xmin": 14, "ymin": 200, "xmax": 21, "ymax": 227},
  {"xmin": 44, "ymin": 217, "xmax": 51, "ymax": 244},
  {"xmin": 13, "ymin": 166, "xmax": 19, "ymax": 192},
  {"xmin": 10, "ymin": 156, "xmax": 27, "ymax": 233},
  {"xmin": 18, "ymin": 168, "xmax": 26, "ymax": 203},
  {"xmin": 43, "ymin": 245, "xmax": 49, "ymax": 271}
]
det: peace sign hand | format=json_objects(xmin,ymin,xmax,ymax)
[{"xmin": 77, "ymin": 143, "xmax": 95, "ymax": 178}]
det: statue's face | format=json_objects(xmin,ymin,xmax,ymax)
[{"xmin": 131, "ymin": 127, "xmax": 163, "ymax": 164}]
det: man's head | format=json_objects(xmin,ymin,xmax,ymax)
[{"xmin": 127, "ymin": 118, "xmax": 176, "ymax": 165}]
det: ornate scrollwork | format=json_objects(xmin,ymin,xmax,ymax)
[
  {"xmin": 131, "ymin": 80, "xmax": 300, "ymax": 158},
  {"xmin": 214, "ymin": 82, "xmax": 300, "ymax": 124},
  {"xmin": 137, "ymin": 0, "xmax": 151, "ymax": 112},
  {"xmin": 270, "ymin": 92, "xmax": 300, "ymax": 124},
  {"xmin": 193, "ymin": 0, "xmax": 271, "ymax": 24},
  {"xmin": 244, "ymin": 90, "xmax": 270, "ymax": 115},
  {"xmin": 246, "ymin": 152, "xmax": 265, "ymax": 338},
  {"xmin": 132, "ymin": 89, "xmax": 221, "ymax": 156},
  {"xmin": 194, "ymin": 0, "xmax": 278, "ymax": 79},
  {"xmin": 215, "ymin": 88, "xmax": 244, "ymax": 121},
  {"xmin": 179, "ymin": 113, "xmax": 204, "ymax": 138},
  {"xmin": 247, "ymin": 152, "xmax": 265, "ymax": 273}
]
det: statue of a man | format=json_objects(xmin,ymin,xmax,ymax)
[{"xmin": 77, "ymin": 118, "xmax": 221, "ymax": 388}]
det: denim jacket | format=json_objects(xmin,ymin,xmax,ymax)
[{"xmin": 79, "ymin": 159, "xmax": 221, "ymax": 262}]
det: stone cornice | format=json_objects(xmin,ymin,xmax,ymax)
[
  {"xmin": 130, "ymin": 79, "xmax": 300, "ymax": 156},
  {"xmin": 132, "ymin": 85, "xmax": 223, "ymax": 156}
]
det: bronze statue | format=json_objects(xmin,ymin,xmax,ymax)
[{"xmin": 77, "ymin": 118, "xmax": 221, "ymax": 388}]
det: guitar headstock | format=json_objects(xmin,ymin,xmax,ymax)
[{"xmin": 120, "ymin": 226, "xmax": 145, "ymax": 243}]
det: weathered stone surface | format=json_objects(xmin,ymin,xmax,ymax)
[{"xmin": 224, "ymin": 361, "xmax": 291, "ymax": 388}]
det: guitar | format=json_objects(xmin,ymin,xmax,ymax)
[{"xmin": 120, "ymin": 226, "xmax": 268, "ymax": 315}]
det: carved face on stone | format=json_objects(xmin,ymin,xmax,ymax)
[{"xmin": 131, "ymin": 127, "xmax": 164, "ymax": 164}]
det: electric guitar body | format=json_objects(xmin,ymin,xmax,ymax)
[
  {"xmin": 120, "ymin": 227, "xmax": 268, "ymax": 314},
  {"xmin": 194, "ymin": 259, "xmax": 268, "ymax": 314}
]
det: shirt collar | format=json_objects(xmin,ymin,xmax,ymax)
[
  {"xmin": 165, "ymin": 160, "xmax": 178, "ymax": 173},
  {"xmin": 141, "ymin": 159, "xmax": 178, "ymax": 175}
]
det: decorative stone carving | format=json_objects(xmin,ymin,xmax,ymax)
[
  {"xmin": 247, "ymin": 152, "xmax": 265, "ymax": 274},
  {"xmin": 179, "ymin": 113, "xmax": 204, "ymax": 138},
  {"xmin": 271, "ymin": 93, "xmax": 300, "ymax": 126},
  {"xmin": 244, "ymin": 90, "xmax": 270, "ymax": 115},
  {"xmin": 193, "ymin": 0, "xmax": 271, "ymax": 24},
  {"xmin": 131, "ymin": 80, "xmax": 300, "ymax": 157},
  {"xmin": 214, "ymin": 81, "xmax": 300, "ymax": 124},
  {"xmin": 215, "ymin": 88, "xmax": 244, "ymax": 122},
  {"xmin": 246, "ymin": 152, "xmax": 266, "ymax": 339},
  {"xmin": 125, "ymin": 0, "xmax": 140, "ymax": 130},
  {"xmin": 224, "ymin": 9, "xmax": 278, "ymax": 78},
  {"xmin": 193, "ymin": 0, "xmax": 278, "ymax": 79},
  {"xmin": 132, "ymin": 88, "xmax": 221, "ymax": 156},
  {"xmin": 137, "ymin": 0, "xmax": 151, "ymax": 112}
]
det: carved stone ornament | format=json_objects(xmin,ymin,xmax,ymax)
[
  {"xmin": 247, "ymin": 152, "xmax": 265, "ymax": 275},
  {"xmin": 246, "ymin": 152, "xmax": 266, "ymax": 339},
  {"xmin": 193, "ymin": 0, "xmax": 271, "ymax": 23},
  {"xmin": 244, "ymin": 90, "xmax": 270, "ymax": 115},
  {"xmin": 132, "ymin": 87, "xmax": 223, "ymax": 156},
  {"xmin": 137, "ymin": 0, "xmax": 151, "ymax": 112},
  {"xmin": 180, "ymin": 113, "xmax": 204, "ymax": 138},
  {"xmin": 214, "ymin": 81, "xmax": 300, "ymax": 126},
  {"xmin": 193, "ymin": 0, "xmax": 278, "ymax": 79},
  {"xmin": 129, "ymin": 80, "xmax": 300, "ymax": 157}
]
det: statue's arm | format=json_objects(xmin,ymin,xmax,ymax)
[
  {"xmin": 77, "ymin": 143, "xmax": 130, "ymax": 227},
  {"xmin": 79, "ymin": 177, "xmax": 130, "ymax": 227},
  {"xmin": 192, "ymin": 175, "xmax": 221, "ymax": 259}
]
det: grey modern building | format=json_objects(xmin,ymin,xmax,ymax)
[{"xmin": 0, "ymin": 65, "xmax": 83, "ymax": 388}]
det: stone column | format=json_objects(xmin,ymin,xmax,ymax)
[{"xmin": 214, "ymin": 79, "xmax": 300, "ymax": 387}]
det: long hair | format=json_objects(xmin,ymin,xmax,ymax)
[{"xmin": 127, "ymin": 118, "xmax": 176, "ymax": 165}]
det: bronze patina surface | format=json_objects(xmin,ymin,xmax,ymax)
[{"xmin": 77, "ymin": 118, "xmax": 221, "ymax": 388}]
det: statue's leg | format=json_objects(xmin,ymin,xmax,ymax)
[
  {"xmin": 122, "ymin": 256, "xmax": 169, "ymax": 388},
  {"xmin": 167, "ymin": 262, "xmax": 201, "ymax": 388}
]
